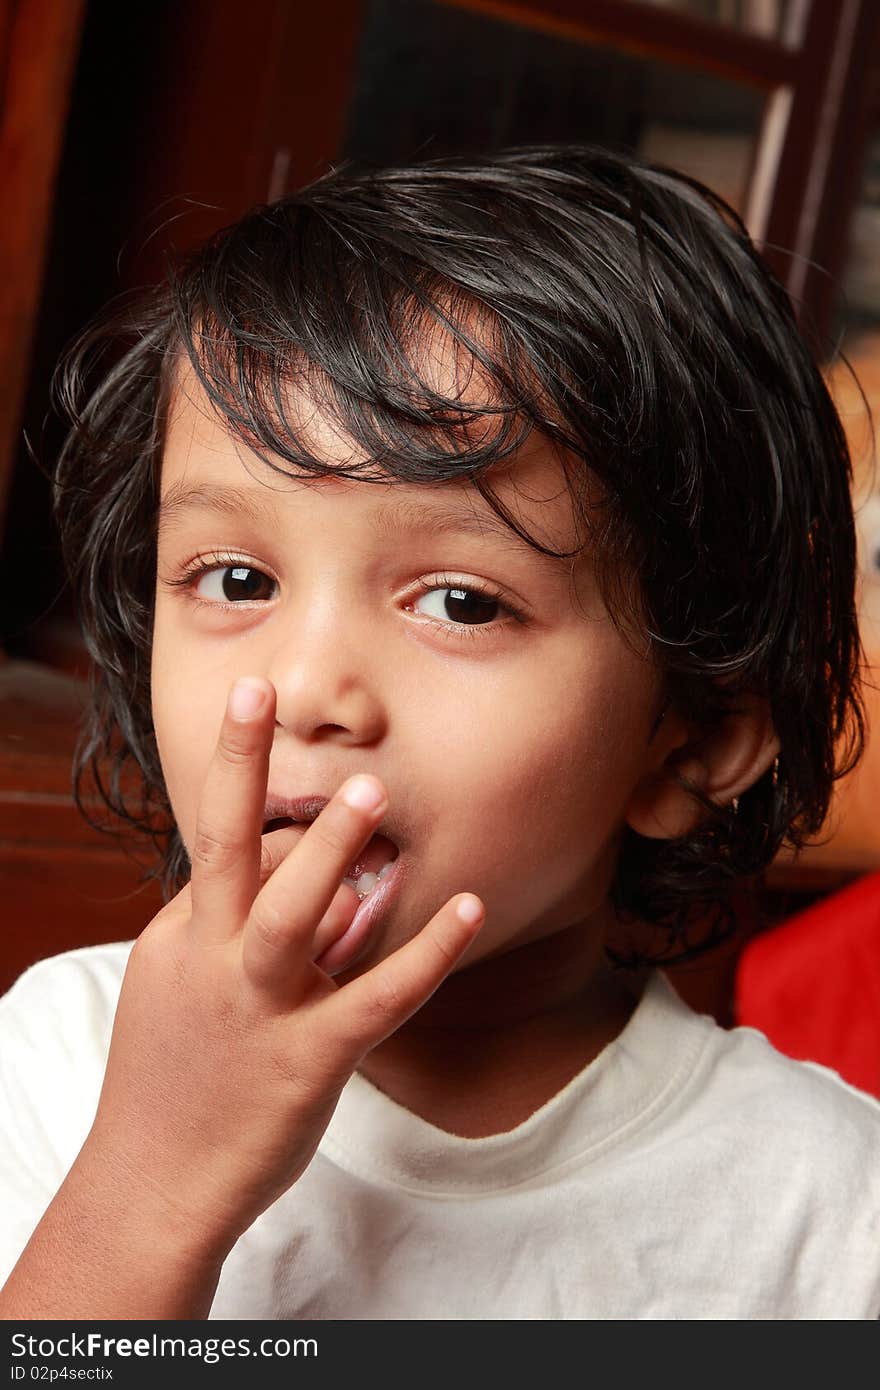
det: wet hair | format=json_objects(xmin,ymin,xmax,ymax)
[{"xmin": 52, "ymin": 142, "xmax": 866, "ymax": 965}]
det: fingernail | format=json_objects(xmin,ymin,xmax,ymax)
[
  {"xmin": 228, "ymin": 678, "xmax": 267, "ymax": 720},
  {"xmin": 343, "ymin": 775, "xmax": 386, "ymax": 812},
  {"xmin": 456, "ymin": 895, "xmax": 484, "ymax": 925}
]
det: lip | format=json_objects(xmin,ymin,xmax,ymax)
[
  {"xmin": 263, "ymin": 793, "xmax": 333, "ymax": 825},
  {"xmin": 314, "ymin": 850, "xmax": 408, "ymax": 977},
  {"xmin": 263, "ymin": 791, "xmax": 407, "ymax": 854}
]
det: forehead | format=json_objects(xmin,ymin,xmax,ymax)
[{"xmin": 159, "ymin": 362, "xmax": 586, "ymax": 565}]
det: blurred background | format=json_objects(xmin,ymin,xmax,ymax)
[{"xmin": 2, "ymin": 0, "xmax": 880, "ymax": 1067}]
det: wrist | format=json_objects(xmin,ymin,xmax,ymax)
[
  {"xmin": 49, "ymin": 1134, "xmax": 234, "ymax": 1317},
  {"xmin": 70, "ymin": 1133, "xmax": 238, "ymax": 1271},
  {"xmin": 0, "ymin": 1147, "xmax": 230, "ymax": 1321}
]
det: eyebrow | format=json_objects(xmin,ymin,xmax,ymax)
[{"xmin": 158, "ymin": 482, "xmax": 562, "ymax": 557}]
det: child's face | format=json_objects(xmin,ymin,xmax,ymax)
[{"xmin": 151, "ymin": 368, "xmax": 667, "ymax": 979}]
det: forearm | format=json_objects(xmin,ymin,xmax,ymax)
[{"xmin": 0, "ymin": 1149, "xmax": 229, "ymax": 1320}]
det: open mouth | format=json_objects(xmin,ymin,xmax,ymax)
[{"xmin": 262, "ymin": 817, "xmax": 400, "ymax": 902}]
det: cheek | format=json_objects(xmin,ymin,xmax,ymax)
[
  {"xmin": 151, "ymin": 644, "xmax": 220, "ymax": 848},
  {"xmin": 423, "ymin": 649, "xmax": 650, "ymax": 918}
]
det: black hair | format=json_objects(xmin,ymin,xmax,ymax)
[{"xmin": 52, "ymin": 142, "xmax": 866, "ymax": 964}]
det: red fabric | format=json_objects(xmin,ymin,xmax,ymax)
[{"xmin": 735, "ymin": 871, "xmax": 880, "ymax": 1099}]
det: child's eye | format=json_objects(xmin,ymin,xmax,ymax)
[
  {"xmin": 170, "ymin": 553, "xmax": 278, "ymax": 605},
  {"xmin": 409, "ymin": 575, "xmax": 523, "ymax": 640}
]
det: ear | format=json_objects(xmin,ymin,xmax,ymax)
[{"xmin": 625, "ymin": 694, "xmax": 780, "ymax": 840}]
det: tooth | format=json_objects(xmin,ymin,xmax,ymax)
[
  {"xmin": 341, "ymin": 873, "xmax": 376, "ymax": 900},
  {"xmin": 341, "ymin": 862, "xmax": 395, "ymax": 900}
]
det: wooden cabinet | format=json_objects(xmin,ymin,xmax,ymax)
[{"xmin": 0, "ymin": 657, "xmax": 163, "ymax": 992}]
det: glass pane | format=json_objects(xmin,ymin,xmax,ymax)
[
  {"xmin": 635, "ymin": 0, "xmax": 797, "ymax": 40},
  {"xmin": 343, "ymin": 0, "xmax": 764, "ymax": 217}
]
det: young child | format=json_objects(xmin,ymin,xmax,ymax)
[{"xmin": 1, "ymin": 143, "xmax": 878, "ymax": 1321}]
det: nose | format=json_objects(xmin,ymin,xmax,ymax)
[{"xmin": 266, "ymin": 594, "xmax": 387, "ymax": 746}]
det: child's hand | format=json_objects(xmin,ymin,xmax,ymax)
[{"xmin": 80, "ymin": 677, "xmax": 484, "ymax": 1260}]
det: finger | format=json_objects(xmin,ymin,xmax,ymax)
[
  {"xmin": 258, "ymin": 824, "xmax": 301, "ymax": 886},
  {"xmin": 189, "ymin": 676, "xmax": 276, "ymax": 944},
  {"xmin": 321, "ymin": 894, "xmax": 485, "ymax": 1060},
  {"xmin": 242, "ymin": 774, "xmax": 388, "ymax": 991},
  {"xmin": 260, "ymin": 824, "xmax": 360, "ymax": 957},
  {"xmin": 311, "ymin": 884, "xmax": 360, "ymax": 958}
]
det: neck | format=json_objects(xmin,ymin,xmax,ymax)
[{"xmin": 356, "ymin": 914, "xmax": 644, "ymax": 1138}]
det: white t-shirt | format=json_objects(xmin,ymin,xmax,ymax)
[{"xmin": 1, "ymin": 941, "xmax": 879, "ymax": 1320}]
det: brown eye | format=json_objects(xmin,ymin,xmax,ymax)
[
  {"xmin": 195, "ymin": 565, "xmax": 276, "ymax": 603},
  {"xmin": 413, "ymin": 584, "xmax": 503, "ymax": 628}
]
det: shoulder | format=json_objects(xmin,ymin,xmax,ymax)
[
  {"xmin": 1, "ymin": 940, "xmax": 134, "ymax": 1040},
  {"xmin": 664, "ymin": 980, "xmax": 880, "ymax": 1187},
  {"xmin": 604, "ymin": 980, "xmax": 880, "ymax": 1315},
  {"xmin": 0, "ymin": 942, "xmax": 135, "ymax": 1283},
  {"xmin": 701, "ymin": 1007, "xmax": 880, "ymax": 1131},
  {"xmin": 0, "ymin": 940, "xmax": 134, "ymax": 1117}
]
